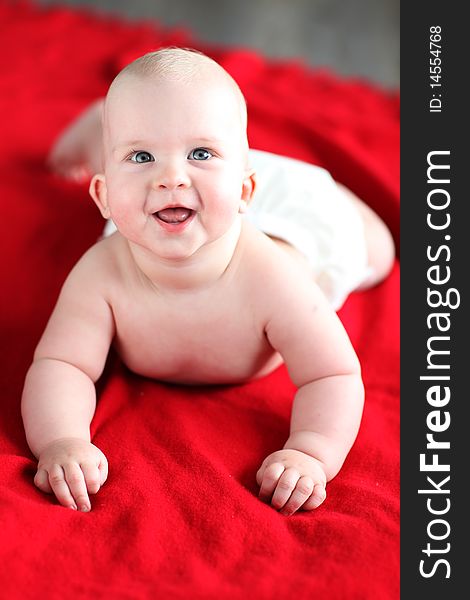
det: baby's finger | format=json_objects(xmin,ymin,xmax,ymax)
[
  {"xmin": 258, "ymin": 462, "xmax": 285, "ymax": 503},
  {"xmin": 280, "ymin": 476, "xmax": 315, "ymax": 516},
  {"xmin": 98, "ymin": 454, "xmax": 108, "ymax": 486},
  {"xmin": 63, "ymin": 463, "xmax": 91, "ymax": 512},
  {"xmin": 80, "ymin": 462, "xmax": 102, "ymax": 495},
  {"xmin": 34, "ymin": 468, "xmax": 53, "ymax": 494},
  {"xmin": 48, "ymin": 464, "xmax": 78, "ymax": 510},
  {"xmin": 302, "ymin": 483, "xmax": 327, "ymax": 511},
  {"xmin": 271, "ymin": 468, "xmax": 300, "ymax": 511}
]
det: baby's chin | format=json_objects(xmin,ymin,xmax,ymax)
[{"xmin": 131, "ymin": 238, "xmax": 205, "ymax": 263}]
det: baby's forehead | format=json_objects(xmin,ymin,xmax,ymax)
[{"xmin": 104, "ymin": 70, "xmax": 247, "ymax": 129}]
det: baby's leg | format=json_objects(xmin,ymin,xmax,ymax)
[
  {"xmin": 334, "ymin": 183, "xmax": 395, "ymax": 289},
  {"xmin": 48, "ymin": 99, "xmax": 105, "ymax": 182}
]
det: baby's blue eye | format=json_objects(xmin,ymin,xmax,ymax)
[
  {"xmin": 130, "ymin": 151, "xmax": 154, "ymax": 163},
  {"xmin": 188, "ymin": 148, "xmax": 212, "ymax": 161}
]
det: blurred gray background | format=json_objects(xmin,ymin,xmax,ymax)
[{"xmin": 38, "ymin": 0, "xmax": 399, "ymax": 88}]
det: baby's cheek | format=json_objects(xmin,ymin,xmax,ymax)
[
  {"xmin": 107, "ymin": 203, "xmax": 140, "ymax": 238},
  {"xmin": 212, "ymin": 189, "xmax": 243, "ymax": 221},
  {"xmin": 105, "ymin": 185, "xmax": 136, "ymax": 217}
]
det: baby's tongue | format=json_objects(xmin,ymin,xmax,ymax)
[{"xmin": 156, "ymin": 207, "xmax": 191, "ymax": 223}]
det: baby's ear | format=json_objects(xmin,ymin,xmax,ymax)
[
  {"xmin": 89, "ymin": 174, "xmax": 110, "ymax": 219},
  {"xmin": 239, "ymin": 168, "xmax": 257, "ymax": 214}
]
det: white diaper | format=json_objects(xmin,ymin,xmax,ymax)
[
  {"xmin": 102, "ymin": 149, "xmax": 369, "ymax": 310},
  {"xmin": 246, "ymin": 150, "xmax": 369, "ymax": 309}
]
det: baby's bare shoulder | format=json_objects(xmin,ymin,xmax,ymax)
[
  {"xmin": 64, "ymin": 234, "xmax": 123, "ymax": 293},
  {"xmin": 239, "ymin": 223, "xmax": 326, "ymax": 325},
  {"xmin": 240, "ymin": 223, "xmax": 314, "ymax": 296}
]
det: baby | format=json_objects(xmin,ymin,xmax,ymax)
[{"xmin": 22, "ymin": 48, "xmax": 394, "ymax": 515}]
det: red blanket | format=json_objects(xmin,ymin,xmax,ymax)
[{"xmin": 0, "ymin": 2, "xmax": 400, "ymax": 598}]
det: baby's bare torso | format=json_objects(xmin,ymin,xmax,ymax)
[{"xmin": 103, "ymin": 227, "xmax": 285, "ymax": 384}]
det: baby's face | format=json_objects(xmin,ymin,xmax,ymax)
[{"xmin": 96, "ymin": 73, "xmax": 254, "ymax": 261}]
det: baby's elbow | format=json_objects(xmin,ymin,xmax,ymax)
[
  {"xmin": 349, "ymin": 354, "xmax": 362, "ymax": 379},
  {"xmin": 330, "ymin": 348, "xmax": 362, "ymax": 382}
]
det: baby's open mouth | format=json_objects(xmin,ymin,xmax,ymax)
[{"xmin": 154, "ymin": 207, "xmax": 194, "ymax": 224}]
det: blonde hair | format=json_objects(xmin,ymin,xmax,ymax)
[
  {"xmin": 120, "ymin": 47, "xmax": 216, "ymax": 81},
  {"xmin": 108, "ymin": 47, "xmax": 248, "ymax": 128}
]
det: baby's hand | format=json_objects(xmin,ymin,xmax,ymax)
[
  {"xmin": 34, "ymin": 438, "xmax": 108, "ymax": 512},
  {"xmin": 256, "ymin": 449, "xmax": 327, "ymax": 516}
]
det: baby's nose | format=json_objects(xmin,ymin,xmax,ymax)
[{"xmin": 153, "ymin": 162, "xmax": 190, "ymax": 190}]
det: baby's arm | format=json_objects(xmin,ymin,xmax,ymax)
[
  {"xmin": 257, "ymin": 274, "xmax": 364, "ymax": 515},
  {"xmin": 21, "ymin": 246, "xmax": 114, "ymax": 511}
]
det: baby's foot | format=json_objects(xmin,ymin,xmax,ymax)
[{"xmin": 47, "ymin": 99, "xmax": 104, "ymax": 182}]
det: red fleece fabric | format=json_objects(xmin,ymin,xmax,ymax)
[{"xmin": 0, "ymin": 2, "xmax": 400, "ymax": 599}]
